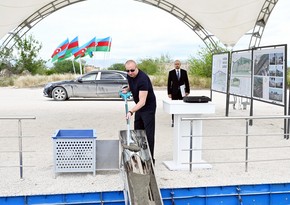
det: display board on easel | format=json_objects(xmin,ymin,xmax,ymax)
[
  {"xmin": 211, "ymin": 44, "xmax": 288, "ymax": 136},
  {"xmin": 211, "ymin": 52, "xmax": 230, "ymax": 93},
  {"xmin": 252, "ymin": 45, "xmax": 286, "ymax": 105},
  {"xmin": 229, "ymin": 49, "xmax": 252, "ymax": 98}
]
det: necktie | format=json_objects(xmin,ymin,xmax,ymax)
[{"xmin": 177, "ymin": 70, "xmax": 180, "ymax": 80}]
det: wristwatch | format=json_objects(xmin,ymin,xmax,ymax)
[{"xmin": 129, "ymin": 111, "xmax": 133, "ymax": 116}]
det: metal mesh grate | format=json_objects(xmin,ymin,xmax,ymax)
[{"xmin": 53, "ymin": 138, "xmax": 96, "ymax": 175}]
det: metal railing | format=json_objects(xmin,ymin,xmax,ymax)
[
  {"xmin": 181, "ymin": 115, "xmax": 290, "ymax": 172},
  {"xmin": 0, "ymin": 116, "xmax": 36, "ymax": 179}
]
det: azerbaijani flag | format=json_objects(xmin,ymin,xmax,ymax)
[
  {"xmin": 73, "ymin": 46, "xmax": 87, "ymax": 59},
  {"xmin": 51, "ymin": 38, "xmax": 69, "ymax": 62},
  {"xmin": 74, "ymin": 37, "xmax": 96, "ymax": 59},
  {"xmin": 72, "ymin": 36, "xmax": 111, "ymax": 60},
  {"xmin": 85, "ymin": 37, "xmax": 97, "ymax": 56},
  {"xmin": 73, "ymin": 38, "xmax": 95, "ymax": 59},
  {"xmin": 95, "ymin": 37, "xmax": 112, "ymax": 52},
  {"xmin": 58, "ymin": 36, "xmax": 79, "ymax": 60}
]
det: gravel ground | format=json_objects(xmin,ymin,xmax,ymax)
[{"xmin": 0, "ymin": 87, "xmax": 289, "ymax": 197}]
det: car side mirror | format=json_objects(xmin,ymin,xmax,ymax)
[{"xmin": 77, "ymin": 78, "xmax": 83, "ymax": 83}]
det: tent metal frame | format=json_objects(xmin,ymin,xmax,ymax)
[
  {"xmin": 249, "ymin": 0, "xmax": 279, "ymax": 48},
  {"xmin": 1, "ymin": 0, "xmax": 279, "ymax": 52}
]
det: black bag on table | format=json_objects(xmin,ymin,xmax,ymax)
[{"xmin": 183, "ymin": 96, "xmax": 211, "ymax": 103}]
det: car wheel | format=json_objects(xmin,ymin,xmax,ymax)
[{"xmin": 52, "ymin": 87, "xmax": 68, "ymax": 101}]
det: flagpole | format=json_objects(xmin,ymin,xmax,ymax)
[
  {"xmin": 93, "ymin": 37, "xmax": 96, "ymax": 69},
  {"xmin": 107, "ymin": 37, "xmax": 111, "ymax": 52},
  {"xmin": 79, "ymin": 58, "xmax": 82, "ymax": 75},
  {"xmin": 71, "ymin": 59, "xmax": 76, "ymax": 75},
  {"xmin": 105, "ymin": 36, "xmax": 112, "ymax": 62}
]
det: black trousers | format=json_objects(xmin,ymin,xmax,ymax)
[
  {"xmin": 171, "ymin": 90, "xmax": 183, "ymax": 100},
  {"xmin": 134, "ymin": 110, "xmax": 156, "ymax": 161}
]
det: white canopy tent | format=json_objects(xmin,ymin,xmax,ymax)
[
  {"xmin": 0, "ymin": 0, "xmax": 51, "ymax": 38},
  {"xmin": 169, "ymin": 0, "xmax": 266, "ymax": 46},
  {"xmin": 0, "ymin": 0, "xmax": 278, "ymax": 49}
]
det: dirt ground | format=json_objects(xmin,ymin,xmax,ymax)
[{"xmin": 0, "ymin": 87, "xmax": 290, "ymax": 197}]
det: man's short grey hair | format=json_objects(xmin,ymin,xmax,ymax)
[{"xmin": 125, "ymin": 59, "xmax": 137, "ymax": 66}]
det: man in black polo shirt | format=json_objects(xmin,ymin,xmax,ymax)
[{"xmin": 123, "ymin": 60, "xmax": 157, "ymax": 164}]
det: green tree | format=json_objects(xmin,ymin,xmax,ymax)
[
  {"xmin": 157, "ymin": 53, "xmax": 172, "ymax": 63},
  {"xmin": 188, "ymin": 43, "xmax": 227, "ymax": 77},
  {"xmin": 108, "ymin": 55, "xmax": 171, "ymax": 74},
  {"xmin": 15, "ymin": 34, "xmax": 45, "ymax": 75},
  {"xmin": 50, "ymin": 60, "xmax": 81, "ymax": 74},
  {"xmin": 108, "ymin": 63, "xmax": 125, "ymax": 71},
  {"xmin": 0, "ymin": 47, "xmax": 14, "ymax": 72},
  {"xmin": 138, "ymin": 59, "xmax": 159, "ymax": 75},
  {"xmin": 154, "ymin": 54, "xmax": 172, "ymax": 74}
]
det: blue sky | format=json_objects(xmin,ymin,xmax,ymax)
[{"xmin": 26, "ymin": 0, "xmax": 290, "ymax": 68}]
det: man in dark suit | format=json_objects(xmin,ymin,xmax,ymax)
[{"xmin": 167, "ymin": 60, "xmax": 190, "ymax": 126}]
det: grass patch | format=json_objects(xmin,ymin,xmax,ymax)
[
  {"xmin": 13, "ymin": 74, "xmax": 77, "ymax": 88},
  {"xmin": 189, "ymin": 75, "xmax": 211, "ymax": 89},
  {"xmin": 0, "ymin": 77, "xmax": 16, "ymax": 87},
  {"xmin": 3, "ymin": 73, "xmax": 211, "ymax": 89}
]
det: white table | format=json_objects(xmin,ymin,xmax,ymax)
[{"xmin": 163, "ymin": 99, "xmax": 215, "ymax": 170}]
